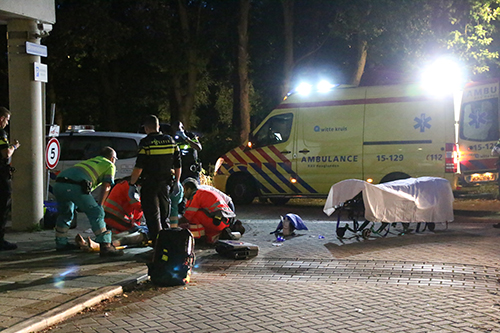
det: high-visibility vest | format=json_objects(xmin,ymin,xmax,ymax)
[
  {"xmin": 184, "ymin": 189, "xmax": 235, "ymax": 242},
  {"xmin": 103, "ymin": 181, "xmax": 143, "ymax": 232}
]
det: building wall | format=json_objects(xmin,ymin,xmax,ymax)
[{"xmin": 0, "ymin": 0, "xmax": 55, "ymax": 24}]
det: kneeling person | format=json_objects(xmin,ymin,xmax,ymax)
[
  {"xmin": 53, "ymin": 147, "xmax": 122, "ymax": 257},
  {"xmin": 179, "ymin": 178, "xmax": 236, "ymax": 244},
  {"xmin": 76, "ymin": 178, "xmax": 148, "ymax": 251}
]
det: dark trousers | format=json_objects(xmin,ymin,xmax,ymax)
[
  {"xmin": 141, "ymin": 180, "xmax": 171, "ymax": 243},
  {"xmin": 0, "ymin": 176, "xmax": 11, "ymax": 241}
]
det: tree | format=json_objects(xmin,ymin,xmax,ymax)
[
  {"xmin": 441, "ymin": 0, "xmax": 500, "ymax": 76},
  {"xmin": 281, "ymin": 0, "xmax": 293, "ymax": 97},
  {"xmin": 330, "ymin": 0, "xmax": 500, "ymax": 85},
  {"xmin": 237, "ymin": 0, "xmax": 251, "ymax": 143}
]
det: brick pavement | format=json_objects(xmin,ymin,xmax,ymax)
[{"xmin": 23, "ymin": 214, "xmax": 500, "ymax": 333}]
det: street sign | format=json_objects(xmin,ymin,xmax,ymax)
[
  {"xmin": 34, "ymin": 62, "xmax": 48, "ymax": 83},
  {"xmin": 45, "ymin": 137, "xmax": 60, "ymax": 170},
  {"xmin": 48, "ymin": 124, "xmax": 59, "ymax": 137},
  {"xmin": 26, "ymin": 42, "xmax": 48, "ymax": 57}
]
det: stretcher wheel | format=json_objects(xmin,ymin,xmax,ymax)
[
  {"xmin": 427, "ymin": 222, "xmax": 435, "ymax": 231},
  {"xmin": 337, "ymin": 226, "xmax": 347, "ymax": 238},
  {"xmin": 361, "ymin": 228, "xmax": 371, "ymax": 239}
]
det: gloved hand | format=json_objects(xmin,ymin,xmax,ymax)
[
  {"xmin": 171, "ymin": 181, "xmax": 181, "ymax": 197},
  {"xmin": 128, "ymin": 183, "xmax": 140, "ymax": 202}
]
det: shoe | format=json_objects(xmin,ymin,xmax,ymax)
[
  {"xmin": 493, "ymin": 223, "xmax": 500, "ymax": 229},
  {"xmin": 100, "ymin": 243, "xmax": 124, "ymax": 257},
  {"xmin": 0, "ymin": 240, "xmax": 17, "ymax": 251},
  {"xmin": 230, "ymin": 220, "xmax": 246, "ymax": 235},
  {"xmin": 218, "ymin": 227, "xmax": 235, "ymax": 240},
  {"xmin": 56, "ymin": 243, "xmax": 80, "ymax": 252}
]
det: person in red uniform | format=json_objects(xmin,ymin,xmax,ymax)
[
  {"xmin": 103, "ymin": 178, "xmax": 143, "ymax": 233},
  {"xmin": 179, "ymin": 178, "xmax": 236, "ymax": 244}
]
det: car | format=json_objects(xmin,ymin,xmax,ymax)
[{"xmin": 50, "ymin": 128, "xmax": 146, "ymax": 180}]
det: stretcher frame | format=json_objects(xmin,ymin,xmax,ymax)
[{"xmin": 333, "ymin": 192, "xmax": 439, "ymax": 240}]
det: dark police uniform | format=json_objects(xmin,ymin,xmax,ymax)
[
  {"xmin": 0, "ymin": 128, "xmax": 12, "ymax": 244},
  {"xmin": 135, "ymin": 132, "xmax": 181, "ymax": 240},
  {"xmin": 175, "ymin": 132, "xmax": 201, "ymax": 182}
]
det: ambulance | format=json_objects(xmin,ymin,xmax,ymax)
[
  {"xmin": 458, "ymin": 79, "xmax": 500, "ymax": 186},
  {"xmin": 213, "ymin": 83, "xmax": 458, "ymax": 204}
]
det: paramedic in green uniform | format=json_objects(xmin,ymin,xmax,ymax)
[{"xmin": 53, "ymin": 146, "xmax": 123, "ymax": 257}]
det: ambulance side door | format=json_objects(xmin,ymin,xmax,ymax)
[{"xmin": 295, "ymin": 103, "xmax": 364, "ymax": 195}]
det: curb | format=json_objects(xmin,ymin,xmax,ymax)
[{"xmin": 2, "ymin": 273, "xmax": 149, "ymax": 333}]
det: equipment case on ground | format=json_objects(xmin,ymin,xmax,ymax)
[{"xmin": 215, "ymin": 240, "xmax": 259, "ymax": 259}]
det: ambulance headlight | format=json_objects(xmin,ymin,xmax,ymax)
[
  {"xmin": 421, "ymin": 57, "xmax": 465, "ymax": 95},
  {"xmin": 296, "ymin": 82, "xmax": 312, "ymax": 95}
]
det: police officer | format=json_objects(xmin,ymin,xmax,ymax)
[
  {"xmin": 0, "ymin": 107, "xmax": 20, "ymax": 251},
  {"xmin": 171, "ymin": 120, "xmax": 202, "ymax": 182},
  {"xmin": 129, "ymin": 115, "xmax": 181, "ymax": 244},
  {"xmin": 53, "ymin": 146, "xmax": 123, "ymax": 257}
]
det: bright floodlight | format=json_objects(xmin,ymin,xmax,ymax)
[
  {"xmin": 317, "ymin": 80, "xmax": 334, "ymax": 93},
  {"xmin": 296, "ymin": 82, "xmax": 312, "ymax": 95},
  {"xmin": 421, "ymin": 58, "xmax": 465, "ymax": 95}
]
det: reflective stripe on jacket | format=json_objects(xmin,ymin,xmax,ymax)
[{"xmin": 103, "ymin": 181, "xmax": 143, "ymax": 232}]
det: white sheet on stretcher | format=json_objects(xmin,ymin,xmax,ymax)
[{"xmin": 323, "ymin": 177, "xmax": 454, "ymax": 223}]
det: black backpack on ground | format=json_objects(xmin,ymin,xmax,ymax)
[{"xmin": 147, "ymin": 228, "xmax": 195, "ymax": 286}]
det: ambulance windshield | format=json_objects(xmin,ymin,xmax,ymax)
[
  {"xmin": 253, "ymin": 113, "xmax": 293, "ymax": 147},
  {"xmin": 459, "ymin": 98, "xmax": 499, "ymax": 142}
]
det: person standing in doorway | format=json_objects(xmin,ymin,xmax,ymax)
[
  {"xmin": 129, "ymin": 115, "xmax": 181, "ymax": 245},
  {"xmin": 0, "ymin": 107, "xmax": 20, "ymax": 251}
]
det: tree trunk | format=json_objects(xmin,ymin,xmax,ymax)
[
  {"xmin": 349, "ymin": 34, "xmax": 368, "ymax": 87},
  {"xmin": 238, "ymin": 0, "xmax": 251, "ymax": 144},
  {"xmin": 170, "ymin": 0, "xmax": 198, "ymax": 129},
  {"xmin": 282, "ymin": 0, "xmax": 294, "ymax": 98}
]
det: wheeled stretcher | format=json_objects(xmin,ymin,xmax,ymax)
[{"xmin": 323, "ymin": 177, "xmax": 454, "ymax": 239}]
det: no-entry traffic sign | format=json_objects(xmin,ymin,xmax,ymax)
[{"xmin": 45, "ymin": 137, "xmax": 60, "ymax": 169}]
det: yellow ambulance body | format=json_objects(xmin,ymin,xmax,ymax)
[
  {"xmin": 458, "ymin": 79, "xmax": 500, "ymax": 185},
  {"xmin": 213, "ymin": 83, "xmax": 458, "ymax": 204}
]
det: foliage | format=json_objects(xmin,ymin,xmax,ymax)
[
  {"xmin": 2, "ymin": 0, "xmax": 500, "ymax": 159},
  {"xmin": 443, "ymin": 0, "xmax": 500, "ymax": 76}
]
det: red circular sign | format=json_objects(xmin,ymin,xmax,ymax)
[{"xmin": 46, "ymin": 137, "xmax": 60, "ymax": 169}]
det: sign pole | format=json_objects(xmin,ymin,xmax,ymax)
[{"xmin": 45, "ymin": 104, "xmax": 57, "ymax": 201}]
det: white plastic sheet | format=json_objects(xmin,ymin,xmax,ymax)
[{"xmin": 323, "ymin": 177, "xmax": 454, "ymax": 223}]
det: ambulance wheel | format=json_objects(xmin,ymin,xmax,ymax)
[
  {"xmin": 269, "ymin": 198, "xmax": 290, "ymax": 206},
  {"xmin": 227, "ymin": 174, "xmax": 257, "ymax": 205},
  {"xmin": 380, "ymin": 172, "xmax": 411, "ymax": 184},
  {"xmin": 427, "ymin": 222, "xmax": 436, "ymax": 231}
]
